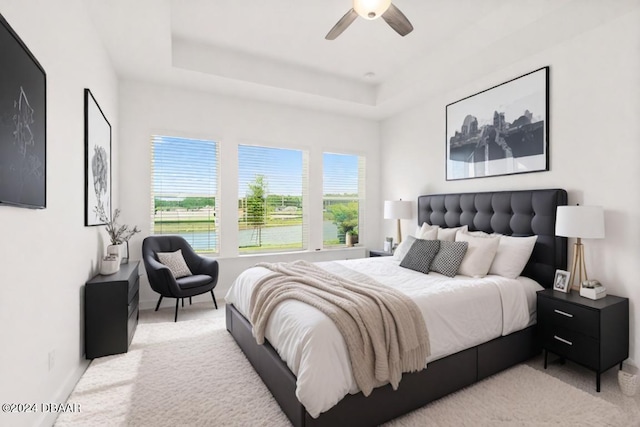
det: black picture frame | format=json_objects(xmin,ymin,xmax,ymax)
[
  {"xmin": 446, "ymin": 67, "xmax": 549, "ymax": 181},
  {"xmin": 84, "ymin": 88, "xmax": 112, "ymax": 226},
  {"xmin": 0, "ymin": 13, "xmax": 47, "ymax": 209}
]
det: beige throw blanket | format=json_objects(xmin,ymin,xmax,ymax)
[{"xmin": 249, "ymin": 260, "xmax": 430, "ymax": 396}]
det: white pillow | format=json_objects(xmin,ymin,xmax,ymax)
[
  {"xmin": 393, "ymin": 235, "xmax": 417, "ymax": 261},
  {"xmin": 466, "ymin": 230, "xmax": 491, "ymax": 237},
  {"xmin": 416, "ymin": 222, "xmax": 438, "ymax": 237},
  {"xmin": 455, "ymin": 232, "xmax": 500, "ymax": 277},
  {"xmin": 437, "ymin": 225, "xmax": 469, "ymax": 241},
  {"xmin": 417, "ymin": 227, "xmax": 438, "ymax": 240},
  {"xmin": 489, "ymin": 235, "xmax": 538, "ymax": 279},
  {"xmin": 157, "ymin": 249, "xmax": 193, "ymax": 279}
]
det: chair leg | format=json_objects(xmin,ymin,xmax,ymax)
[
  {"xmin": 155, "ymin": 295, "xmax": 163, "ymax": 312},
  {"xmin": 211, "ymin": 290, "xmax": 218, "ymax": 309},
  {"xmin": 189, "ymin": 297, "xmax": 192, "ymax": 305},
  {"xmin": 174, "ymin": 299, "xmax": 179, "ymax": 322},
  {"xmin": 182, "ymin": 298, "xmax": 184, "ymax": 307}
]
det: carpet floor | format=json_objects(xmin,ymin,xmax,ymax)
[{"xmin": 56, "ymin": 302, "xmax": 640, "ymax": 426}]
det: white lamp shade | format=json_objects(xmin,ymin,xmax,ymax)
[
  {"xmin": 353, "ymin": 0, "xmax": 391, "ymax": 19},
  {"xmin": 555, "ymin": 205, "xmax": 605, "ymax": 239},
  {"xmin": 384, "ymin": 200, "xmax": 413, "ymax": 220}
]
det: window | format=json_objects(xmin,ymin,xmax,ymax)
[
  {"xmin": 238, "ymin": 145, "xmax": 308, "ymax": 253},
  {"xmin": 151, "ymin": 135, "xmax": 219, "ymax": 253},
  {"xmin": 323, "ymin": 153, "xmax": 365, "ymax": 247}
]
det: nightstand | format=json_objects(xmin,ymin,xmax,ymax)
[
  {"xmin": 537, "ymin": 289, "xmax": 629, "ymax": 391},
  {"xmin": 369, "ymin": 249, "xmax": 392, "ymax": 257}
]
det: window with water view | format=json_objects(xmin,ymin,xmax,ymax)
[
  {"xmin": 238, "ymin": 145, "xmax": 308, "ymax": 253},
  {"xmin": 151, "ymin": 138, "xmax": 365, "ymax": 255},
  {"xmin": 151, "ymin": 135, "xmax": 219, "ymax": 253}
]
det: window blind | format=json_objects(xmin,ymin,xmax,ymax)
[
  {"xmin": 151, "ymin": 135, "xmax": 219, "ymax": 253},
  {"xmin": 323, "ymin": 153, "xmax": 365, "ymax": 247},
  {"xmin": 238, "ymin": 145, "xmax": 308, "ymax": 253}
]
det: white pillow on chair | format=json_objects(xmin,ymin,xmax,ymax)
[{"xmin": 157, "ymin": 249, "xmax": 193, "ymax": 279}]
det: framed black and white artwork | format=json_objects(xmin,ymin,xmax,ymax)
[
  {"xmin": 446, "ymin": 67, "xmax": 549, "ymax": 181},
  {"xmin": 84, "ymin": 88, "xmax": 111, "ymax": 226},
  {"xmin": 0, "ymin": 13, "xmax": 47, "ymax": 209}
]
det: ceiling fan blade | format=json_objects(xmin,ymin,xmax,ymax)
[
  {"xmin": 325, "ymin": 8, "xmax": 358, "ymax": 40},
  {"xmin": 382, "ymin": 3, "xmax": 414, "ymax": 37}
]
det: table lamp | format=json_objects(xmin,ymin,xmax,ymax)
[
  {"xmin": 384, "ymin": 200, "xmax": 413, "ymax": 244},
  {"xmin": 555, "ymin": 205, "xmax": 605, "ymax": 290}
]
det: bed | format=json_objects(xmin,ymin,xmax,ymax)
[{"xmin": 225, "ymin": 189, "xmax": 568, "ymax": 427}]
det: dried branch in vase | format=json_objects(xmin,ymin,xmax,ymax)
[{"xmin": 95, "ymin": 204, "xmax": 141, "ymax": 245}]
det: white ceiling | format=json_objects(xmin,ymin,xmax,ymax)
[{"xmin": 85, "ymin": 0, "xmax": 629, "ymax": 119}]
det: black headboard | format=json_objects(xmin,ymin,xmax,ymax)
[{"xmin": 417, "ymin": 189, "xmax": 567, "ymax": 288}]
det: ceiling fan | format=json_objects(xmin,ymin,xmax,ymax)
[{"xmin": 325, "ymin": 0, "xmax": 413, "ymax": 40}]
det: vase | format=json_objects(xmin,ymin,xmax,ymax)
[
  {"xmin": 100, "ymin": 257, "xmax": 120, "ymax": 275},
  {"xmin": 106, "ymin": 244, "xmax": 123, "ymax": 265},
  {"xmin": 346, "ymin": 234, "xmax": 354, "ymax": 247}
]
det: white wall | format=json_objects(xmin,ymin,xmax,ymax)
[
  {"xmin": 0, "ymin": 1, "xmax": 118, "ymax": 426},
  {"xmin": 118, "ymin": 80, "xmax": 380, "ymax": 308},
  {"xmin": 380, "ymin": 6, "xmax": 640, "ymax": 366}
]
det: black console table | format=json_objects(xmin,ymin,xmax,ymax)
[{"xmin": 85, "ymin": 261, "xmax": 140, "ymax": 359}]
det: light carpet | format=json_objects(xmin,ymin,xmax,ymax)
[{"xmin": 56, "ymin": 303, "xmax": 637, "ymax": 426}]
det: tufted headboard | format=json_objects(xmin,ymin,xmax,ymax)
[{"xmin": 417, "ymin": 189, "xmax": 567, "ymax": 288}]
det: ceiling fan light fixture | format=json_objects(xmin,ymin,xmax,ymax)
[{"xmin": 353, "ymin": 0, "xmax": 391, "ymax": 20}]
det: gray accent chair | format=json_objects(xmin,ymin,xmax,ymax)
[{"xmin": 142, "ymin": 235, "xmax": 219, "ymax": 322}]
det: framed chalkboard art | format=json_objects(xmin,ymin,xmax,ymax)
[{"xmin": 0, "ymin": 13, "xmax": 47, "ymax": 208}]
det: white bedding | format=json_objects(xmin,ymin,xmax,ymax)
[{"xmin": 224, "ymin": 256, "xmax": 542, "ymax": 418}]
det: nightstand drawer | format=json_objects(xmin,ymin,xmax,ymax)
[
  {"xmin": 538, "ymin": 297, "xmax": 599, "ymax": 338},
  {"xmin": 541, "ymin": 327, "xmax": 598, "ymax": 369}
]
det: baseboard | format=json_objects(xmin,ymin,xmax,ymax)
[{"xmin": 36, "ymin": 359, "xmax": 90, "ymax": 427}]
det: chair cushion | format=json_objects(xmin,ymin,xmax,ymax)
[
  {"xmin": 157, "ymin": 249, "xmax": 192, "ymax": 279},
  {"xmin": 177, "ymin": 274, "xmax": 214, "ymax": 290}
]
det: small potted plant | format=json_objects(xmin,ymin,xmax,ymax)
[{"xmin": 346, "ymin": 229, "xmax": 359, "ymax": 247}]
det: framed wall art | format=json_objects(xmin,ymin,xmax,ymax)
[
  {"xmin": 446, "ymin": 67, "xmax": 549, "ymax": 181},
  {"xmin": 0, "ymin": 13, "xmax": 47, "ymax": 209},
  {"xmin": 84, "ymin": 88, "xmax": 112, "ymax": 226}
]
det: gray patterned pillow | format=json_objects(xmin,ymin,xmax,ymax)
[
  {"xmin": 400, "ymin": 239, "xmax": 440, "ymax": 274},
  {"xmin": 430, "ymin": 241, "xmax": 469, "ymax": 277},
  {"xmin": 157, "ymin": 249, "xmax": 193, "ymax": 279}
]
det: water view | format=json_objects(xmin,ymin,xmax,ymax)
[{"xmin": 176, "ymin": 220, "xmax": 340, "ymax": 252}]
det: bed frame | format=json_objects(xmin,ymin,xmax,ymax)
[{"xmin": 226, "ymin": 188, "xmax": 568, "ymax": 427}]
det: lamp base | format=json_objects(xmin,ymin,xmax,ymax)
[{"xmin": 569, "ymin": 239, "xmax": 588, "ymax": 291}]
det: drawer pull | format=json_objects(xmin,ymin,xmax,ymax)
[
  {"xmin": 554, "ymin": 309, "xmax": 573, "ymax": 318},
  {"xmin": 553, "ymin": 335, "xmax": 573, "ymax": 346}
]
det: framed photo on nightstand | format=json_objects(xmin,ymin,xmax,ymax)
[{"xmin": 553, "ymin": 269, "xmax": 571, "ymax": 293}]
